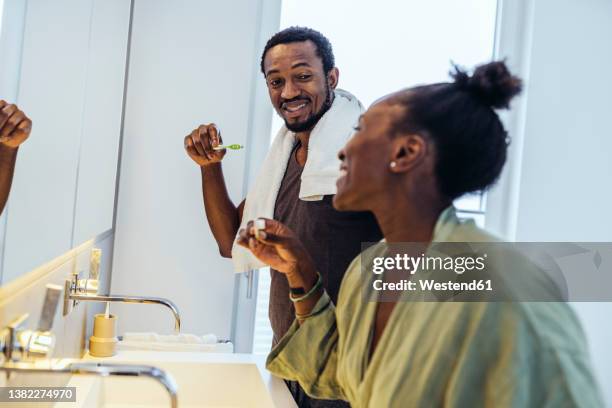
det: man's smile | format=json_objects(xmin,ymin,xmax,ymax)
[{"xmin": 281, "ymin": 99, "xmax": 311, "ymax": 118}]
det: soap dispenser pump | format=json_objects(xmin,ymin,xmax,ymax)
[{"xmin": 89, "ymin": 302, "xmax": 117, "ymax": 357}]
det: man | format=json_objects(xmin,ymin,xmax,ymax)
[
  {"xmin": 0, "ymin": 100, "xmax": 32, "ymax": 215},
  {"xmin": 184, "ymin": 27, "xmax": 381, "ymax": 407}
]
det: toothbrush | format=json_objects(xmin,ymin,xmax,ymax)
[
  {"xmin": 254, "ymin": 218, "xmax": 266, "ymax": 239},
  {"xmin": 213, "ymin": 144, "xmax": 244, "ymax": 151},
  {"xmin": 105, "ymin": 302, "xmax": 110, "ymax": 318}
]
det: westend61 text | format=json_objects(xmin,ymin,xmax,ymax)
[{"xmin": 373, "ymin": 279, "xmax": 493, "ymax": 292}]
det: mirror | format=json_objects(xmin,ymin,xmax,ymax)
[{"xmin": 0, "ymin": 0, "xmax": 131, "ymax": 284}]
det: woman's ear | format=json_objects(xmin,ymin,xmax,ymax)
[
  {"xmin": 328, "ymin": 67, "xmax": 339, "ymax": 89},
  {"xmin": 389, "ymin": 134, "xmax": 427, "ymax": 173}
]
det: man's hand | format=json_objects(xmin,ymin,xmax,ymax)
[
  {"xmin": 184, "ymin": 123, "xmax": 226, "ymax": 167},
  {"xmin": 237, "ymin": 218, "xmax": 317, "ymax": 286},
  {"xmin": 0, "ymin": 100, "xmax": 32, "ymax": 149}
]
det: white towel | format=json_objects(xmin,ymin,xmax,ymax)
[
  {"xmin": 231, "ymin": 89, "xmax": 364, "ymax": 273},
  {"xmin": 118, "ymin": 332, "xmax": 232, "ymax": 352},
  {"xmin": 122, "ymin": 332, "xmax": 218, "ymax": 344},
  {"xmin": 117, "ymin": 341, "xmax": 233, "ymax": 353}
]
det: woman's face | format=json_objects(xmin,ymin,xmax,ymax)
[{"xmin": 333, "ymin": 99, "xmax": 406, "ymax": 211}]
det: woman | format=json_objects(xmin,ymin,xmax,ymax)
[{"xmin": 238, "ymin": 61, "xmax": 602, "ymax": 407}]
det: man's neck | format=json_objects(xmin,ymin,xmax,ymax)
[
  {"xmin": 295, "ymin": 131, "xmax": 311, "ymax": 166},
  {"xmin": 296, "ymin": 131, "xmax": 311, "ymax": 150}
]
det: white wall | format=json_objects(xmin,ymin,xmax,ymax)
[
  {"xmin": 514, "ymin": 0, "xmax": 612, "ymax": 242},
  {"xmin": 489, "ymin": 0, "xmax": 612, "ymax": 404},
  {"xmin": 280, "ymin": 0, "xmax": 498, "ymax": 108},
  {"xmin": 111, "ymin": 0, "xmax": 277, "ymax": 338}
]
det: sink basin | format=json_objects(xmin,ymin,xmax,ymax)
[{"xmin": 59, "ymin": 351, "xmax": 296, "ymax": 408}]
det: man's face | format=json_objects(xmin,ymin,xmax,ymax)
[{"xmin": 263, "ymin": 40, "xmax": 337, "ymax": 132}]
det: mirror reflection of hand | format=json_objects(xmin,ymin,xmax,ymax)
[
  {"xmin": 237, "ymin": 218, "xmax": 316, "ymax": 280},
  {"xmin": 0, "ymin": 100, "xmax": 32, "ymax": 149},
  {"xmin": 184, "ymin": 123, "xmax": 226, "ymax": 167}
]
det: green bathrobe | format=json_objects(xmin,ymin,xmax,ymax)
[{"xmin": 267, "ymin": 207, "xmax": 603, "ymax": 407}]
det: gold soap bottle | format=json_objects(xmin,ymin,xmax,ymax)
[{"xmin": 89, "ymin": 303, "xmax": 117, "ymax": 357}]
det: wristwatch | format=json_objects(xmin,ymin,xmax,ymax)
[
  {"xmin": 289, "ymin": 286, "xmax": 306, "ymax": 296},
  {"xmin": 289, "ymin": 273, "xmax": 321, "ymax": 297}
]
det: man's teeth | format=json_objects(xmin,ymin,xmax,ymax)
[
  {"xmin": 339, "ymin": 169, "xmax": 348, "ymax": 177},
  {"xmin": 284, "ymin": 102, "xmax": 308, "ymax": 112}
]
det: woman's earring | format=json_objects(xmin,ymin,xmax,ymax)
[{"xmin": 390, "ymin": 161, "xmax": 397, "ymax": 169}]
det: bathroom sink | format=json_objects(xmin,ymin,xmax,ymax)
[{"xmin": 59, "ymin": 351, "xmax": 296, "ymax": 408}]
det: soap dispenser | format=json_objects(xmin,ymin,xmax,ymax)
[{"xmin": 89, "ymin": 303, "xmax": 117, "ymax": 357}]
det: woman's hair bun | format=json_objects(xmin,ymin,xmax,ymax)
[{"xmin": 451, "ymin": 60, "xmax": 522, "ymax": 109}]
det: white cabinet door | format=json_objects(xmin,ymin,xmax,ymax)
[
  {"xmin": 72, "ymin": 0, "xmax": 131, "ymax": 246},
  {"xmin": 111, "ymin": 0, "xmax": 278, "ymax": 339}
]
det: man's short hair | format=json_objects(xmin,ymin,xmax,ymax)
[{"xmin": 260, "ymin": 26, "xmax": 335, "ymax": 75}]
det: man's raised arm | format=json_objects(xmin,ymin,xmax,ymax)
[
  {"xmin": 185, "ymin": 123, "xmax": 244, "ymax": 257},
  {"xmin": 0, "ymin": 101, "xmax": 32, "ymax": 215}
]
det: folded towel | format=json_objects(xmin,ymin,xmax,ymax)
[
  {"xmin": 122, "ymin": 332, "xmax": 218, "ymax": 344},
  {"xmin": 122, "ymin": 332, "xmax": 159, "ymax": 342},
  {"xmin": 117, "ymin": 341, "xmax": 233, "ymax": 353},
  {"xmin": 201, "ymin": 334, "xmax": 218, "ymax": 344},
  {"xmin": 231, "ymin": 89, "xmax": 364, "ymax": 272}
]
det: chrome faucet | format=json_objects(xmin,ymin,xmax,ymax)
[
  {"xmin": 63, "ymin": 271, "xmax": 181, "ymax": 333},
  {"xmin": 1, "ymin": 280, "xmax": 178, "ymax": 408},
  {"xmin": 0, "ymin": 284, "xmax": 62, "ymax": 364},
  {"xmin": 0, "ymin": 361, "xmax": 178, "ymax": 408}
]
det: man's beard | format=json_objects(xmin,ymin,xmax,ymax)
[{"xmin": 283, "ymin": 86, "xmax": 334, "ymax": 133}]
